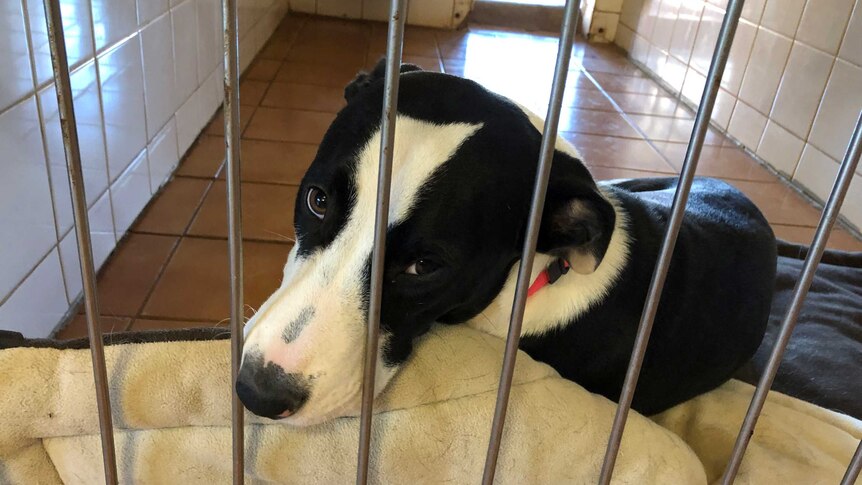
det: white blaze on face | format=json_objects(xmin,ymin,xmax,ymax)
[{"xmin": 242, "ymin": 116, "xmax": 482, "ymax": 426}]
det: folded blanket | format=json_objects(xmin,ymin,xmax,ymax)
[{"xmin": 0, "ymin": 324, "xmax": 859, "ymax": 484}]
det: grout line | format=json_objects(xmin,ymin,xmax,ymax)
[
  {"xmin": 132, "ymin": 177, "xmax": 217, "ymax": 322},
  {"xmin": 577, "ymin": 67, "xmax": 685, "ymax": 172}
]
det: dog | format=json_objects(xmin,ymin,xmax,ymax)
[{"xmin": 236, "ymin": 60, "xmax": 777, "ymax": 425}]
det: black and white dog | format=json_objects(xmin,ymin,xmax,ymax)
[{"xmin": 236, "ymin": 61, "xmax": 777, "ymax": 425}]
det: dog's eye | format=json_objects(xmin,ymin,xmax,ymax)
[
  {"xmin": 404, "ymin": 259, "xmax": 441, "ymax": 276},
  {"xmin": 306, "ymin": 186, "xmax": 327, "ymax": 220}
]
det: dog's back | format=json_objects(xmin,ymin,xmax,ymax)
[{"xmin": 521, "ymin": 177, "xmax": 776, "ymax": 414}]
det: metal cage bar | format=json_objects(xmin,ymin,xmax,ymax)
[
  {"xmin": 720, "ymin": 110, "xmax": 862, "ymax": 484},
  {"xmin": 481, "ymin": 1, "xmax": 581, "ymax": 483},
  {"xmin": 355, "ymin": 1, "xmax": 408, "ymax": 483},
  {"xmin": 841, "ymin": 440, "xmax": 862, "ymax": 485},
  {"xmin": 42, "ymin": 0, "xmax": 119, "ymax": 482},
  {"xmin": 222, "ymin": 0, "xmax": 245, "ymax": 481},
  {"xmin": 597, "ymin": 0, "xmax": 744, "ymax": 482}
]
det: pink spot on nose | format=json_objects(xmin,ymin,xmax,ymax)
[{"xmin": 278, "ymin": 410, "xmax": 294, "ymax": 418}]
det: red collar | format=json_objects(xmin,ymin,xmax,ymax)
[{"xmin": 527, "ymin": 257, "xmax": 571, "ymax": 298}]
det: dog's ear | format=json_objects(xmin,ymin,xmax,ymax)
[
  {"xmin": 537, "ymin": 170, "xmax": 616, "ymax": 274},
  {"xmin": 344, "ymin": 57, "xmax": 423, "ymax": 102}
]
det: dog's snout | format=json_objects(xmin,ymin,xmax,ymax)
[{"xmin": 235, "ymin": 356, "xmax": 311, "ymax": 420}]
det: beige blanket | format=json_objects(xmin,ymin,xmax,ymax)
[{"xmin": 0, "ymin": 326, "xmax": 858, "ymax": 484}]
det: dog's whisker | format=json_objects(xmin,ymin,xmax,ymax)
[{"xmin": 264, "ymin": 230, "xmax": 296, "ymax": 244}]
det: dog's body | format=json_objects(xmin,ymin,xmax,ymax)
[{"xmin": 236, "ymin": 62, "xmax": 777, "ymax": 424}]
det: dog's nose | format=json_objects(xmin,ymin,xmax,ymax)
[{"xmin": 235, "ymin": 359, "xmax": 311, "ymax": 419}]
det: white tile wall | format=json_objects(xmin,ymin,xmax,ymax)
[
  {"xmin": 616, "ymin": 0, "xmax": 862, "ymax": 229},
  {"xmin": 0, "ymin": 0, "xmax": 289, "ymax": 336},
  {"xmin": 0, "ymin": 249, "xmax": 69, "ymax": 337}
]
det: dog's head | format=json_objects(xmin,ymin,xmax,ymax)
[{"xmin": 237, "ymin": 60, "xmax": 616, "ymax": 425}]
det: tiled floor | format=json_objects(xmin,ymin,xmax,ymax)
[{"xmin": 56, "ymin": 14, "xmax": 862, "ymax": 339}]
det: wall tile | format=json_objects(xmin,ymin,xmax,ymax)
[
  {"xmin": 839, "ymin": 1, "xmax": 862, "ymax": 67},
  {"xmin": 740, "ymin": 0, "xmax": 766, "ymax": 23},
  {"xmin": 58, "ymin": 189, "xmax": 117, "ymax": 303},
  {"xmin": 172, "ymin": 0, "xmax": 199, "ymax": 104},
  {"xmin": 615, "ymin": 22, "xmax": 635, "ymax": 51},
  {"xmin": 846, "ymin": 173, "xmax": 862, "ymax": 228},
  {"xmin": 681, "ymin": 65, "xmax": 704, "ymax": 105},
  {"xmin": 738, "ymin": 27, "xmax": 792, "ymax": 114},
  {"xmin": 757, "ymin": 120, "xmax": 804, "ymax": 175},
  {"xmin": 662, "ymin": 54, "xmax": 687, "ymax": 92},
  {"xmin": 809, "ymin": 59, "xmax": 862, "ymax": 161},
  {"xmin": 141, "ymin": 12, "xmax": 176, "ymax": 139},
  {"xmin": 760, "ymin": 0, "xmax": 805, "ymax": 37},
  {"xmin": 39, "ymin": 61, "xmax": 109, "ymax": 235},
  {"xmin": 620, "ymin": 0, "xmax": 646, "ymax": 28},
  {"xmin": 0, "ymin": 97, "xmax": 57, "ymax": 301},
  {"xmin": 91, "ymin": 0, "xmax": 138, "ymax": 51},
  {"xmin": 795, "ymin": 0, "xmax": 856, "ymax": 55},
  {"xmin": 794, "ymin": 143, "xmax": 841, "ymax": 201},
  {"xmin": 668, "ymin": 0, "xmax": 703, "ymax": 63},
  {"xmin": 598, "ymin": 0, "xmax": 625, "ymax": 12},
  {"xmin": 636, "ymin": 0, "xmax": 663, "ymax": 39},
  {"xmin": 98, "ymin": 35, "xmax": 147, "ymax": 181},
  {"xmin": 712, "ymin": 88, "xmax": 736, "ymax": 130},
  {"xmin": 111, "ymin": 148, "xmax": 152, "ymax": 236},
  {"xmin": 196, "ymin": 0, "xmax": 222, "ymax": 83},
  {"xmin": 728, "ymin": 99, "xmax": 767, "ymax": 148},
  {"xmin": 689, "ymin": 3, "xmax": 723, "ymax": 75},
  {"xmin": 137, "ymin": 0, "xmax": 169, "ymax": 25},
  {"xmin": 650, "ymin": 0, "xmax": 680, "ymax": 52},
  {"xmin": 26, "ymin": 0, "xmax": 95, "ymax": 85},
  {"xmin": 147, "ymin": 117, "xmax": 179, "ymax": 191},
  {"xmin": 770, "ymin": 41, "xmax": 834, "ymax": 139},
  {"xmin": 720, "ymin": 19, "xmax": 757, "ymax": 95},
  {"xmin": 0, "ymin": 249, "xmax": 68, "ymax": 338},
  {"xmin": 0, "ymin": 0, "xmax": 34, "ymax": 111},
  {"xmin": 175, "ymin": 80, "xmax": 207, "ymax": 155}
]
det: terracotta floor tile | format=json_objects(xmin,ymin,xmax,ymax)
[
  {"xmin": 369, "ymin": 29, "xmax": 439, "ymax": 57},
  {"xmin": 131, "ymin": 318, "xmax": 226, "ymax": 331},
  {"xmin": 300, "ymin": 17, "xmax": 371, "ymax": 40},
  {"xmin": 142, "ymin": 238, "xmax": 291, "ymax": 321},
  {"xmin": 589, "ymin": 72, "xmax": 664, "ymax": 96},
  {"xmin": 89, "ymin": 234, "xmax": 179, "ymax": 317},
  {"xmin": 205, "ymin": 106, "xmax": 256, "ymax": 137},
  {"xmin": 562, "ymin": 133, "xmax": 676, "ymax": 173},
  {"xmin": 589, "ymin": 166, "xmax": 673, "ymax": 181},
  {"xmin": 217, "ymin": 140, "xmax": 316, "ymax": 185},
  {"xmin": 772, "ymin": 224, "xmax": 862, "ymax": 252},
  {"xmin": 286, "ymin": 43, "xmax": 366, "ymax": 69},
  {"xmin": 56, "ymin": 315, "xmax": 131, "ymax": 339},
  {"xmin": 189, "ymin": 181, "xmax": 299, "ymax": 241},
  {"xmin": 244, "ymin": 107, "xmax": 335, "ymax": 144},
  {"xmin": 723, "ymin": 180, "xmax": 824, "ymax": 227},
  {"xmin": 558, "ymin": 109, "xmax": 642, "ymax": 138},
  {"xmin": 176, "ymin": 135, "xmax": 225, "ymax": 178},
  {"xmin": 609, "ymin": 92, "xmax": 692, "ymax": 118},
  {"xmin": 133, "ymin": 177, "xmax": 212, "ymax": 235},
  {"xmin": 652, "ymin": 141, "xmax": 778, "ymax": 183},
  {"xmin": 627, "ymin": 115, "xmax": 728, "ymax": 145},
  {"xmin": 245, "ymin": 59, "xmax": 282, "ymax": 81},
  {"xmin": 581, "ymin": 56, "xmax": 646, "ymax": 77},
  {"xmin": 262, "ymin": 82, "xmax": 346, "ymax": 112},
  {"xmin": 240, "ymin": 80, "xmax": 269, "ymax": 107},
  {"xmin": 275, "ymin": 61, "xmax": 361, "ymax": 88},
  {"xmin": 565, "ymin": 88, "xmax": 615, "ymax": 111},
  {"xmin": 366, "ymin": 53, "xmax": 443, "ymax": 72},
  {"xmin": 258, "ymin": 38, "xmax": 293, "ymax": 61}
]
